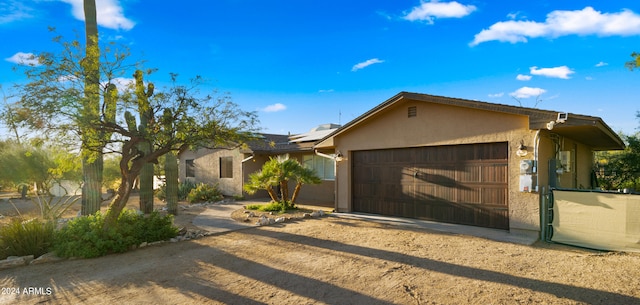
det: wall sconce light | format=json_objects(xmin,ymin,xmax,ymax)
[
  {"xmin": 335, "ymin": 151, "xmax": 344, "ymax": 162},
  {"xmin": 516, "ymin": 142, "xmax": 528, "ymax": 157}
]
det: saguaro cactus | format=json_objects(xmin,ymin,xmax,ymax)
[
  {"xmin": 161, "ymin": 108, "xmax": 178, "ymax": 215},
  {"xmin": 134, "ymin": 70, "xmax": 155, "ymax": 214}
]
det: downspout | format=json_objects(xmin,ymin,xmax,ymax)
[{"xmin": 534, "ymin": 130, "xmax": 541, "ymax": 192}]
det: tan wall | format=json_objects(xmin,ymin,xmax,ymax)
[
  {"xmin": 178, "ymin": 148, "xmax": 245, "ymax": 197},
  {"xmin": 333, "ymin": 99, "xmax": 540, "ymax": 233},
  {"xmin": 536, "ymin": 132, "xmax": 595, "ymax": 190}
]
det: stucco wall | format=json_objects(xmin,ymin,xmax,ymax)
[
  {"xmin": 178, "ymin": 148, "xmax": 245, "ymax": 197},
  {"xmin": 333, "ymin": 99, "xmax": 540, "ymax": 233}
]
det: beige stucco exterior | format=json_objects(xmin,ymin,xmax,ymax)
[
  {"xmin": 317, "ymin": 92, "xmax": 621, "ymax": 236},
  {"xmin": 178, "ymin": 149, "xmax": 335, "ymax": 204}
]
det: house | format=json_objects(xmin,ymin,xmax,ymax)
[
  {"xmin": 315, "ymin": 92, "xmax": 624, "ymax": 238},
  {"xmin": 178, "ymin": 124, "xmax": 340, "ymax": 206}
]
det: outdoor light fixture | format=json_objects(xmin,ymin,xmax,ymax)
[
  {"xmin": 335, "ymin": 151, "xmax": 344, "ymax": 162},
  {"xmin": 516, "ymin": 141, "xmax": 528, "ymax": 157}
]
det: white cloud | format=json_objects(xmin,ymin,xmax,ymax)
[
  {"xmin": 471, "ymin": 7, "xmax": 640, "ymax": 46},
  {"xmin": 510, "ymin": 87, "xmax": 547, "ymax": 99},
  {"xmin": 488, "ymin": 92, "xmax": 504, "ymax": 98},
  {"xmin": 595, "ymin": 61, "xmax": 608, "ymax": 67},
  {"xmin": 516, "ymin": 74, "xmax": 532, "ymax": 81},
  {"xmin": 5, "ymin": 52, "xmax": 40, "ymax": 66},
  {"xmin": 0, "ymin": 0, "xmax": 34, "ymax": 24},
  {"xmin": 585, "ymin": 76, "xmax": 594, "ymax": 80},
  {"xmin": 530, "ymin": 66, "xmax": 574, "ymax": 79},
  {"xmin": 262, "ymin": 103, "xmax": 287, "ymax": 112},
  {"xmin": 60, "ymin": 0, "xmax": 135, "ymax": 30},
  {"xmin": 318, "ymin": 89, "xmax": 334, "ymax": 93},
  {"xmin": 404, "ymin": 0, "xmax": 477, "ymax": 24},
  {"xmin": 351, "ymin": 58, "xmax": 384, "ymax": 72}
]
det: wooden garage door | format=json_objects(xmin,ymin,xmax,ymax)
[{"xmin": 352, "ymin": 142, "xmax": 509, "ymax": 230}]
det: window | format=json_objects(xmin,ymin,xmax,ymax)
[
  {"xmin": 220, "ymin": 156, "xmax": 233, "ymax": 178},
  {"xmin": 302, "ymin": 155, "xmax": 335, "ymax": 180},
  {"xmin": 185, "ymin": 159, "xmax": 195, "ymax": 178}
]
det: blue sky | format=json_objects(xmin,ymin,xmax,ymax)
[{"xmin": 2, "ymin": 0, "xmax": 640, "ymax": 137}]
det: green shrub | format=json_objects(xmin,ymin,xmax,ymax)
[
  {"xmin": 0, "ymin": 218, "xmax": 55, "ymax": 260},
  {"xmin": 155, "ymin": 180, "xmax": 197, "ymax": 201},
  {"xmin": 246, "ymin": 201, "xmax": 295, "ymax": 213},
  {"xmin": 187, "ymin": 183, "xmax": 223, "ymax": 203},
  {"xmin": 54, "ymin": 210, "xmax": 179, "ymax": 259}
]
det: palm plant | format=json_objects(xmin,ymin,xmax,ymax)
[{"xmin": 243, "ymin": 156, "xmax": 321, "ymax": 209}]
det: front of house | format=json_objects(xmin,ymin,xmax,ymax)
[
  {"xmin": 315, "ymin": 92, "xmax": 624, "ymax": 238},
  {"xmin": 179, "ymin": 91, "xmax": 624, "ymax": 239},
  {"xmin": 178, "ymin": 124, "xmax": 340, "ymax": 206}
]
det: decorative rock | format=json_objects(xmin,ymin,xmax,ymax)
[
  {"xmin": 268, "ymin": 218, "xmax": 275, "ymax": 225},
  {"xmin": 30, "ymin": 252, "xmax": 63, "ymax": 265},
  {"xmin": 139, "ymin": 242, "xmax": 148, "ymax": 248},
  {"xmin": 310, "ymin": 211, "xmax": 320, "ymax": 217},
  {"xmin": 257, "ymin": 216, "xmax": 270, "ymax": 226},
  {"xmin": 0, "ymin": 255, "xmax": 34, "ymax": 270},
  {"xmin": 275, "ymin": 217, "xmax": 285, "ymax": 223},
  {"xmin": 170, "ymin": 238, "xmax": 179, "ymax": 243},
  {"xmin": 303, "ymin": 213, "xmax": 311, "ymax": 218}
]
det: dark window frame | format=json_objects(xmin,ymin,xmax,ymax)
[{"xmin": 220, "ymin": 156, "xmax": 233, "ymax": 178}]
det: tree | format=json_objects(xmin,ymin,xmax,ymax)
[
  {"xmin": 243, "ymin": 156, "xmax": 321, "ymax": 208},
  {"xmin": 596, "ymin": 131, "xmax": 640, "ymax": 190},
  {"xmin": 98, "ymin": 75, "xmax": 258, "ymax": 227}
]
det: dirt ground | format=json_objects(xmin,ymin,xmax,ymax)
[{"xmin": 1, "ymin": 195, "xmax": 640, "ymax": 304}]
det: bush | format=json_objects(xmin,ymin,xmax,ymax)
[
  {"xmin": 155, "ymin": 180, "xmax": 197, "ymax": 201},
  {"xmin": 246, "ymin": 201, "xmax": 295, "ymax": 213},
  {"xmin": 187, "ymin": 183, "xmax": 223, "ymax": 203},
  {"xmin": 54, "ymin": 210, "xmax": 179, "ymax": 259},
  {"xmin": 0, "ymin": 218, "xmax": 55, "ymax": 260}
]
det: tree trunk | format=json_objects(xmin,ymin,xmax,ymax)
[
  {"xmin": 164, "ymin": 151, "xmax": 178, "ymax": 215},
  {"xmin": 104, "ymin": 173, "xmax": 135, "ymax": 229},
  {"xmin": 265, "ymin": 186, "xmax": 278, "ymax": 202},
  {"xmin": 291, "ymin": 182, "xmax": 302, "ymax": 204}
]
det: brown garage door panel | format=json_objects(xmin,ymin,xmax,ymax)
[{"xmin": 352, "ymin": 143, "xmax": 509, "ymax": 230}]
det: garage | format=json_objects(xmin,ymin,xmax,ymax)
[{"xmin": 352, "ymin": 142, "xmax": 509, "ymax": 230}]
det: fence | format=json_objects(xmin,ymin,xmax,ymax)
[{"xmin": 542, "ymin": 188, "xmax": 640, "ymax": 252}]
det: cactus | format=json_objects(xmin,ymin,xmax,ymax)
[
  {"xmin": 161, "ymin": 108, "xmax": 178, "ymax": 215},
  {"xmin": 134, "ymin": 70, "xmax": 155, "ymax": 214}
]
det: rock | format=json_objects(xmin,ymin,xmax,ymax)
[
  {"xmin": 318, "ymin": 210, "xmax": 325, "ymax": 216},
  {"xmin": 311, "ymin": 211, "xmax": 320, "ymax": 217},
  {"xmin": 245, "ymin": 212, "xmax": 255, "ymax": 218},
  {"xmin": 178, "ymin": 227, "xmax": 188, "ymax": 235},
  {"xmin": 268, "ymin": 218, "xmax": 275, "ymax": 225},
  {"xmin": 257, "ymin": 216, "xmax": 270, "ymax": 226},
  {"xmin": 303, "ymin": 213, "xmax": 311, "ymax": 218},
  {"xmin": 30, "ymin": 252, "xmax": 64, "ymax": 265},
  {"xmin": 275, "ymin": 217, "xmax": 285, "ymax": 223},
  {"xmin": 139, "ymin": 242, "xmax": 148, "ymax": 248},
  {"xmin": 0, "ymin": 255, "xmax": 34, "ymax": 270},
  {"xmin": 170, "ymin": 238, "xmax": 179, "ymax": 243}
]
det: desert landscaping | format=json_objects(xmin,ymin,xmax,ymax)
[{"xmin": 1, "ymin": 197, "xmax": 640, "ymax": 305}]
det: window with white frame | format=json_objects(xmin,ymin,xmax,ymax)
[{"xmin": 302, "ymin": 154, "xmax": 335, "ymax": 180}]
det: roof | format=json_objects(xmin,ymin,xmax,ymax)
[
  {"xmin": 315, "ymin": 91, "xmax": 625, "ymax": 151},
  {"xmin": 242, "ymin": 124, "xmax": 341, "ymax": 154}
]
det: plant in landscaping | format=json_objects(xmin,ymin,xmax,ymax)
[
  {"xmin": 31, "ymin": 195, "xmax": 80, "ymax": 221},
  {"xmin": 187, "ymin": 183, "xmax": 223, "ymax": 203},
  {"xmin": 244, "ymin": 156, "xmax": 321, "ymax": 209},
  {"xmin": 54, "ymin": 210, "xmax": 178, "ymax": 259},
  {"xmin": 0, "ymin": 218, "xmax": 55, "ymax": 260}
]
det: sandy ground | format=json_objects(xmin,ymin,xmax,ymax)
[{"xmin": 1, "ymin": 196, "xmax": 640, "ymax": 304}]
